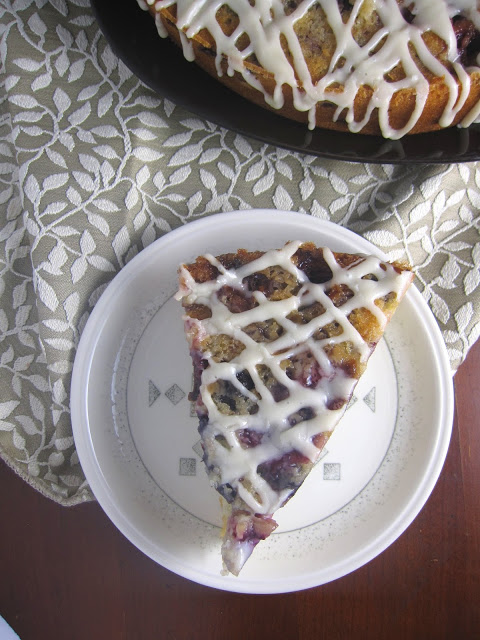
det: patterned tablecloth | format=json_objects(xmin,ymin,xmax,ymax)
[{"xmin": 1, "ymin": 0, "xmax": 479, "ymax": 505}]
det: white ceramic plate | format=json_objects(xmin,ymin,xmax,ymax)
[{"xmin": 71, "ymin": 210, "xmax": 454, "ymax": 594}]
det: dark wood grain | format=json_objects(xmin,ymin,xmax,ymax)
[{"xmin": 1, "ymin": 339, "xmax": 479, "ymax": 640}]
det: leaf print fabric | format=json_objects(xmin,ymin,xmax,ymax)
[{"xmin": 0, "ymin": 0, "xmax": 479, "ymax": 504}]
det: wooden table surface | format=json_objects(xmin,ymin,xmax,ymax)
[{"xmin": 1, "ymin": 339, "xmax": 479, "ymax": 640}]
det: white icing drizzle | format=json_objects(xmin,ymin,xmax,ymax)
[
  {"xmin": 154, "ymin": 10, "xmax": 169, "ymax": 37},
  {"xmin": 177, "ymin": 242, "xmax": 412, "ymax": 515},
  {"xmin": 137, "ymin": 0, "xmax": 480, "ymax": 138}
]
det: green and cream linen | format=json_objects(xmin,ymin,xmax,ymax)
[{"xmin": 0, "ymin": 0, "xmax": 479, "ymax": 504}]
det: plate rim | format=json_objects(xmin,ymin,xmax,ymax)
[{"xmin": 70, "ymin": 210, "xmax": 454, "ymax": 593}]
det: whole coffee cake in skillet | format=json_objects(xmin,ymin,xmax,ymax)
[{"xmin": 139, "ymin": 0, "xmax": 480, "ymax": 138}]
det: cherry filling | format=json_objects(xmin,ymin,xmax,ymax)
[
  {"xmin": 255, "ymin": 364, "xmax": 290, "ymax": 402},
  {"xmin": 284, "ymin": 350, "xmax": 324, "ymax": 388},
  {"xmin": 400, "ymin": 2, "xmax": 415, "ymax": 24},
  {"xmin": 217, "ymin": 482, "xmax": 236, "ymax": 503},
  {"xmin": 326, "ymin": 397, "xmax": 347, "ymax": 410},
  {"xmin": 257, "ymin": 450, "xmax": 312, "ymax": 492},
  {"xmin": 337, "ymin": 0, "xmax": 354, "ymax": 12},
  {"xmin": 189, "ymin": 350, "xmax": 208, "ymax": 403},
  {"xmin": 236, "ymin": 428, "xmax": 263, "ymax": 448},
  {"xmin": 242, "ymin": 271, "xmax": 272, "ymax": 294},
  {"xmin": 269, "ymin": 382, "xmax": 290, "ymax": 402},
  {"xmin": 242, "ymin": 266, "xmax": 300, "ymax": 300},
  {"xmin": 292, "ymin": 247, "xmax": 333, "ymax": 284},
  {"xmin": 198, "ymin": 415, "xmax": 209, "ymax": 433},
  {"xmin": 452, "ymin": 15, "xmax": 480, "ymax": 66},
  {"xmin": 217, "ymin": 285, "xmax": 257, "ymax": 313},
  {"xmin": 236, "ymin": 369, "xmax": 255, "ymax": 390},
  {"xmin": 288, "ymin": 406, "xmax": 315, "ymax": 426},
  {"xmin": 325, "ymin": 283, "xmax": 354, "ymax": 307},
  {"xmin": 228, "ymin": 510, "xmax": 278, "ymax": 543}
]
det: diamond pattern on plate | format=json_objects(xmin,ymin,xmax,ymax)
[{"xmin": 165, "ymin": 384, "xmax": 186, "ymax": 405}]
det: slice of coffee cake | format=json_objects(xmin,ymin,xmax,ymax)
[{"xmin": 177, "ymin": 241, "xmax": 413, "ymax": 575}]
